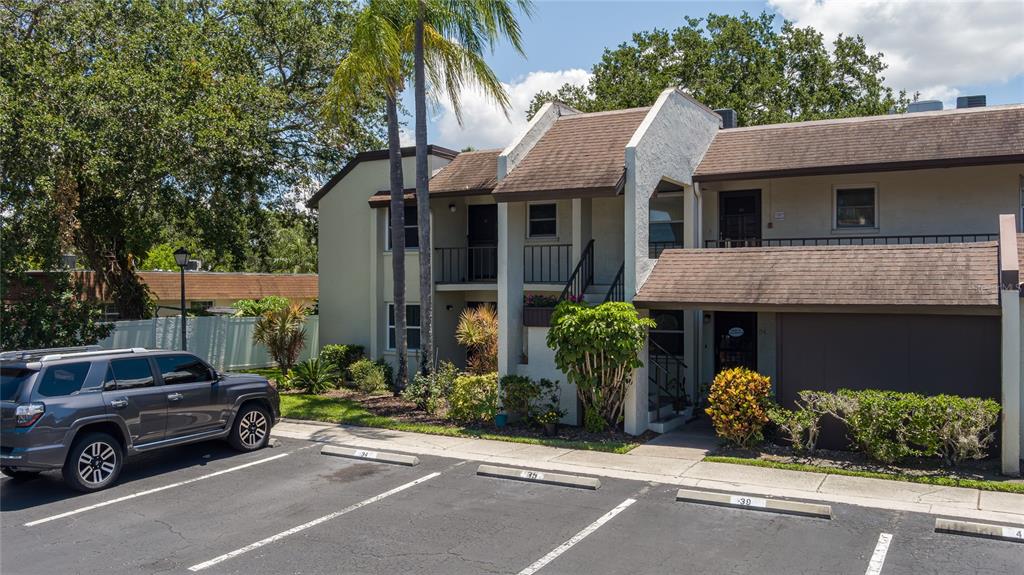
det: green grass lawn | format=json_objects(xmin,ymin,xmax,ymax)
[
  {"xmin": 703, "ymin": 455, "xmax": 1024, "ymax": 494},
  {"xmin": 278, "ymin": 394, "xmax": 638, "ymax": 454}
]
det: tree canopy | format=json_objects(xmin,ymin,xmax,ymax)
[
  {"xmin": 1, "ymin": 0, "xmax": 382, "ymax": 319},
  {"xmin": 528, "ymin": 11, "xmax": 909, "ymax": 126}
]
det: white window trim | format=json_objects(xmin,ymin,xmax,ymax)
[
  {"xmin": 526, "ymin": 201, "xmax": 558, "ymax": 239},
  {"xmin": 831, "ymin": 184, "xmax": 879, "ymax": 233},
  {"xmin": 386, "ymin": 303, "xmax": 421, "ymax": 351},
  {"xmin": 384, "ymin": 206, "xmax": 420, "ymax": 252}
]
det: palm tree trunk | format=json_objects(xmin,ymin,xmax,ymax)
[
  {"xmin": 414, "ymin": 8, "xmax": 433, "ymax": 375},
  {"xmin": 386, "ymin": 94, "xmax": 407, "ymax": 392}
]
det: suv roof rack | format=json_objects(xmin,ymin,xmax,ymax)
[
  {"xmin": 0, "ymin": 345, "xmax": 104, "ymax": 362},
  {"xmin": 37, "ymin": 347, "xmax": 149, "ymax": 362}
]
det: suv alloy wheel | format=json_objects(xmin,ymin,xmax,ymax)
[
  {"xmin": 62, "ymin": 432, "xmax": 123, "ymax": 493},
  {"xmin": 229, "ymin": 404, "xmax": 270, "ymax": 451}
]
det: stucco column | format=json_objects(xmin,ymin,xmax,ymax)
[
  {"xmin": 571, "ymin": 198, "xmax": 593, "ymax": 263},
  {"xmin": 498, "ymin": 202, "xmax": 525, "ymax": 376},
  {"xmin": 625, "ymin": 313, "xmax": 650, "ymax": 435},
  {"xmin": 998, "ymin": 213, "xmax": 1021, "ymax": 476},
  {"xmin": 368, "ymin": 209, "xmax": 379, "ymax": 359}
]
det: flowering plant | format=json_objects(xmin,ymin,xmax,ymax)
[{"xmin": 523, "ymin": 294, "xmax": 560, "ymax": 307}]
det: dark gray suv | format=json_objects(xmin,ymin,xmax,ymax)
[{"xmin": 0, "ymin": 347, "xmax": 280, "ymax": 492}]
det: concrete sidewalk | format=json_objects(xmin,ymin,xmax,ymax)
[{"xmin": 271, "ymin": 419, "xmax": 1024, "ymax": 525}]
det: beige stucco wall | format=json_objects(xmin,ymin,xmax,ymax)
[
  {"xmin": 316, "ymin": 153, "xmax": 452, "ymax": 368},
  {"xmin": 700, "ymin": 163, "xmax": 1024, "ymax": 242},
  {"xmin": 591, "ymin": 196, "xmax": 625, "ymax": 285}
]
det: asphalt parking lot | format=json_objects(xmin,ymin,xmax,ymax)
[{"xmin": 2, "ymin": 437, "xmax": 1021, "ymax": 575}]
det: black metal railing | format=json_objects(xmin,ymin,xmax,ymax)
[
  {"xmin": 704, "ymin": 233, "xmax": 998, "ymax": 248},
  {"xmin": 649, "ymin": 241, "xmax": 684, "ymax": 258},
  {"xmin": 647, "ymin": 337, "xmax": 688, "ymax": 418},
  {"xmin": 434, "ymin": 246, "xmax": 498, "ymax": 283},
  {"xmin": 604, "ymin": 263, "xmax": 625, "ymax": 303},
  {"xmin": 524, "ymin": 243, "xmax": 573, "ymax": 284},
  {"xmin": 559, "ymin": 240, "xmax": 594, "ymax": 302}
]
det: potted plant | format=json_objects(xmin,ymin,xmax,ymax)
[
  {"xmin": 522, "ymin": 294, "xmax": 560, "ymax": 327},
  {"xmin": 537, "ymin": 408, "xmax": 564, "ymax": 436}
]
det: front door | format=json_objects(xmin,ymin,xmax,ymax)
[
  {"xmin": 719, "ymin": 190, "xmax": 761, "ymax": 247},
  {"xmin": 467, "ymin": 204, "xmax": 498, "ymax": 281},
  {"xmin": 714, "ymin": 312, "xmax": 758, "ymax": 374}
]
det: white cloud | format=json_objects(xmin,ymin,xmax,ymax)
[
  {"xmin": 770, "ymin": 0, "xmax": 1024, "ymax": 107},
  {"xmin": 431, "ymin": 69, "xmax": 592, "ymax": 150}
]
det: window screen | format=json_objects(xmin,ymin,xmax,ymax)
[
  {"xmin": 528, "ymin": 203, "xmax": 557, "ymax": 237},
  {"xmin": 836, "ymin": 187, "xmax": 876, "ymax": 228}
]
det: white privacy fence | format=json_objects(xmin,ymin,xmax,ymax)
[{"xmin": 98, "ymin": 315, "xmax": 319, "ymax": 370}]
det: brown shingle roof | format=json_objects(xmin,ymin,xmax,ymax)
[
  {"xmin": 492, "ymin": 107, "xmax": 651, "ymax": 201},
  {"xmin": 430, "ymin": 149, "xmax": 500, "ymax": 194},
  {"xmin": 635, "ymin": 242, "xmax": 999, "ymax": 311},
  {"xmin": 693, "ymin": 105, "xmax": 1024, "ymax": 182},
  {"xmin": 367, "ymin": 149, "xmax": 500, "ymax": 207},
  {"xmin": 137, "ymin": 272, "xmax": 318, "ymax": 301}
]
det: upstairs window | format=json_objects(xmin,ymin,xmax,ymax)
[
  {"xmin": 835, "ymin": 186, "xmax": 877, "ymax": 229},
  {"xmin": 387, "ymin": 205, "xmax": 419, "ymax": 250},
  {"xmin": 528, "ymin": 203, "xmax": 557, "ymax": 238},
  {"xmin": 649, "ymin": 196, "xmax": 684, "ymax": 257}
]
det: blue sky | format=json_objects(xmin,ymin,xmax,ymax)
[{"xmin": 410, "ymin": 0, "xmax": 1024, "ymax": 150}]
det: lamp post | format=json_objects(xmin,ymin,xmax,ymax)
[{"xmin": 173, "ymin": 247, "xmax": 190, "ymax": 351}]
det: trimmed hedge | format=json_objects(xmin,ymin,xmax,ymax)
[{"xmin": 705, "ymin": 367, "xmax": 773, "ymax": 448}]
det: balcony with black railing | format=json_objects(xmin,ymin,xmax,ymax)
[
  {"xmin": 703, "ymin": 233, "xmax": 998, "ymax": 249},
  {"xmin": 524, "ymin": 243, "xmax": 573, "ymax": 284},
  {"xmin": 434, "ymin": 246, "xmax": 498, "ymax": 284}
]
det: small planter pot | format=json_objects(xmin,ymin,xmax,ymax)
[
  {"xmin": 543, "ymin": 422, "xmax": 558, "ymax": 436},
  {"xmin": 494, "ymin": 413, "xmax": 509, "ymax": 428}
]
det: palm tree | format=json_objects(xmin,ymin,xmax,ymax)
[
  {"xmin": 411, "ymin": 0, "xmax": 532, "ymax": 374},
  {"xmin": 326, "ymin": 1, "xmax": 411, "ymax": 391}
]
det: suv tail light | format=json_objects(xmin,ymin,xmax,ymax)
[{"xmin": 15, "ymin": 402, "xmax": 45, "ymax": 427}]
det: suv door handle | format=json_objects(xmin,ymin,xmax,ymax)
[
  {"xmin": 110, "ymin": 399, "xmax": 128, "ymax": 408},
  {"xmin": 167, "ymin": 393, "xmax": 183, "ymax": 402}
]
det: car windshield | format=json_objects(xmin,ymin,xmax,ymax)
[{"xmin": 1, "ymin": 367, "xmax": 36, "ymax": 401}]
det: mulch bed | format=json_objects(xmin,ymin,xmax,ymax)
[
  {"xmin": 286, "ymin": 387, "xmax": 657, "ymax": 445},
  {"xmin": 714, "ymin": 441, "xmax": 1016, "ymax": 483}
]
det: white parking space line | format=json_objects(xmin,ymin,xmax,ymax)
[
  {"xmin": 517, "ymin": 498, "xmax": 636, "ymax": 575},
  {"xmin": 188, "ymin": 471, "xmax": 442, "ymax": 572},
  {"xmin": 865, "ymin": 533, "xmax": 893, "ymax": 575},
  {"xmin": 24, "ymin": 452, "xmax": 291, "ymax": 527}
]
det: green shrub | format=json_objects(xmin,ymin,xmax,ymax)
[
  {"xmin": 403, "ymin": 361, "xmax": 459, "ymax": 414},
  {"xmin": 547, "ymin": 301, "xmax": 654, "ymax": 430},
  {"xmin": 374, "ymin": 359, "xmax": 394, "ymax": 392},
  {"xmin": 448, "ymin": 372, "xmax": 498, "ymax": 424},
  {"xmin": 924, "ymin": 395, "xmax": 1000, "ymax": 466},
  {"xmin": 499, "ymin": 375, "xmax": 541, "ymax": 420},
  {"xmin": 349, "ymin": 358, "xmax": 389, "ymax": 394},
  {"xmin": 767, "ymin": 405, "xmax": 820, "ymax": 453},
  {"xmin": 583, "ymin": 405, "xmax": 606, "ymax": 433},
  {"xmin": 289, "ymin": 357, "xmax": 340, "ymax": 394},
  {"xmin": 705, "ymin": 367, "xmax": 773, "ymax": 448},
  {"xmin": 319, "ymin": 344, "xmax": 365, "ymax": 381},
  {"xmin": 233, "ymin": 296, "xmax": 290, "ymax": 317}
]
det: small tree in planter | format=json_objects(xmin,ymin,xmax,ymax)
[{"xmin": 546, "ymin": 301, "xmax": 655, "ymax": 432}]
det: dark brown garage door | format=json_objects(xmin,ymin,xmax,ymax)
[{"xmin": 777, "ymin": 313, "xmax": 1001, "ymax": 448}]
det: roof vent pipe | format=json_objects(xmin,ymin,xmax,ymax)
[
  {"xmin": 714, "ymin": 108, "xmax": 736, "ymax": 129},
  {"xmin": 956, "ymin": 95, "xmax": 986, "ymax": 108}
]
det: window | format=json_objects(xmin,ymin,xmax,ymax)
[
  {"xmin": 387, "ymin": 206, "xmax": 419, "ymax": 250},
  {"xmin": 105, "ymin": 358, "xmax": 155, "ymax": 390},
  {"xmin": 649, "ymin": 196, "xmax": 684, "ymax": 257},
  {"xmin": 528, "ymin": 203, "xmax": 557, "ymax": 237},
  {"xmin": 156, "ymin": 354, "xmax": 215, "ymax": 385},
  {"xmin": 1, "ymin": 368, "xmax": 35, "ymax": 401},
  {"xmin": 35, "ymin": 363, "xmax": 91, "ymax": 397},
  {"xmin": 835, "ymin": 186, "xmax": 877, "ymax": 229},
  {"xmin": 190, "ymin": 300, "xmax": 214, "ymax": 313},
  {"xmin": 387, "ymin": 304, "xmax": 421, "ymax": 350},
  {"xmin": 649, "ymin": 310, "xmax": 686, "ymax": 356}
]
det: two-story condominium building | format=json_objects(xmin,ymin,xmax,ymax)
[{"xmin": 310, "ymin": 90, "xmax": 1024, "ymax": 474}]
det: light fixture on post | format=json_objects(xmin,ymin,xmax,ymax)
[{"xmin": 173, "ymin": 247, "xmax": 190, "ymax": 351}]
